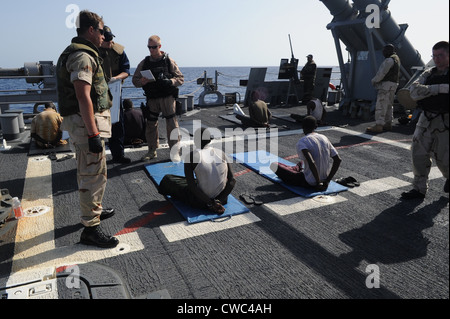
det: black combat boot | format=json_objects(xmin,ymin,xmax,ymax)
[
  {"xmin": 80, "ymin": 225, "xmax": 119, "ymax": 248},
  {"xmin": 100, "ymin": 208, "xmax": 115, "ymax": 221}
]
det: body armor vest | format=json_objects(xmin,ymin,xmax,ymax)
[
  {"xmin": 99, "ymin": 43, "xmax": 125, "ymax": 82},
  {"xmin": 418, "ymin": 67, "xmax": 449, "ymax": 114},
  {"xmin": 56, "ymin": 37, "xmax": 112, "ymax": 117},
  {"xmin": 142, "ymin": 54, "xmax": 179, "ymax": 99},
  {"xmin": 382, "ymin": 54, "xmax": 400, "ymax": 83}
]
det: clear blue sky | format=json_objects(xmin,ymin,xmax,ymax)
[{"xmin": 0, "ymin": 0, "xmax": 448, "ymax": 68}]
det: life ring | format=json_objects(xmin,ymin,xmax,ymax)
[
  {"xmin": 329, "ymin": 83, "xmax": 336, "ymax": 91},
  {"xmin": 33, "ymin": 103, "xmax": 45, "ymax": 114},
  {"xmin": 33, "ymin": 102, "xmax": 57, "ymax": 113}
]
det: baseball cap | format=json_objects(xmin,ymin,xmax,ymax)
[
  {"xmin": 307, "ymin": 54, "xmax": 313, "ymax": 58},
  {"xmin": 104, "ymin": 26, "xmax": 115, "ymax": 42}
]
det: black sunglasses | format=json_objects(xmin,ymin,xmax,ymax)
[
  {"xmin": 148, "ymin": 45, "xmax": 159, "ymax": 50},
  {"xmin": 96, "ymin": 28, "xmax": 105, "ymax": 35}
]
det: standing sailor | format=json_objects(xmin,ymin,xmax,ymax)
[
  {"xmin": 99, "ymin": 26, "xmax": 131, "ymax": 164},
  {"xmin": 367, "ymin": 44, "xmax": 401, "ymax": 133},
  {"xmin": 56, "ymin": 10, "xmax": 118, "ymax": 248},
  {"xmin": 300, "ymin": 54, "xmax": 317, "ymax": 104},
  {"xmin": 133, "ymin": 35, "xmax": 184, "ymax": 161},
  {"xmin": 402, "ymin": 41, "xmax": 449, "ymax": 199}
]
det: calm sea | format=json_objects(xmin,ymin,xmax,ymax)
[{"xmin": 1, "ymin": 66, "xmax": 340, "ymax": 113}]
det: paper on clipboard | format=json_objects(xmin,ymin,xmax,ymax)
[
  {"xmin": 140, "ymin": 70, "xmax": 156, "ymax": 82},
  {"xmin": 108, "ymin": 80, "xmax": 122, "ymax": 124}
]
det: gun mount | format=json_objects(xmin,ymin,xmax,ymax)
[
  {"xmin": 0, "ymin": 61, "xmax": 57, "ymax": 111},
  {"xmin": 243, "ymin": 34, "xmax": 332, "ymax": 107},
  {"xmin": 320, "ymin": 0, "xmax": 425, "ymax": 113}
]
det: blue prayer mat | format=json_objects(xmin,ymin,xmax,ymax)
[
  {"xmin": 145, "ymin": 161, "xmax": 250, "ymax": 224},
  {"xmin": 232, "ymin": 150, "xmax": 348, "ymax": 198}
]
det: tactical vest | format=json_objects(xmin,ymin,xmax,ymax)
[
  {"xmin": 418, "ymin": 67, "xmax": 449, "ymax": 114},
  {"xmin": 142, "ymin": 54, "xmax": 179, "ymax": 99},
  {"xmin": 382, "ymin": 54, "xmax": 400, "ymax": 83},
  {"xmin": 56, "ymin": 37, "xmax": 113, "ymax": 117},
  {"xmin": 99, "ymin": 43, "xmax": 125, "ymax": 82}
]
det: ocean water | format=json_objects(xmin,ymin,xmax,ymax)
[
  {"xmin": 1, "ymin": 66, "xmax": 340, "ymax": 113},
  {"xmin": 122, "ymin": 66, "xmax": 286, "ymax": 105}
]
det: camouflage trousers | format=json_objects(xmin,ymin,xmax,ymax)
[
  {"xmin": 411, "ymin": 112, "xmax": 449, "ymax": 194},
  {"xmin": 145, "ymin": 96, "xmax": 180, "ymax": 151},
  {"xmin": 374, "ymin": 87, "xmax": 396, "ymax": 126},
  {"xmin": 61, "ymin": 112, "xmax": 110, "ymax": 227},
  {"xmin": 74, "ymin": 142, "xmax": 107, "ymax": 227}
]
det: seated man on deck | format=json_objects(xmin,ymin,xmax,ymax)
[
  {"xmin": 122, "ymin": 99, "xmax": 146, "ymax": 146},
  {"xmin": 31, "ymin": 102, "xmax": 68, "ymax": 149},
  {"xmin": 290, "ymin": 97, "xmax": 327, "ymax": 126},
  {"xmin": 235, "ymin": 91, "xmax": 272, "ymax": 128},
  {"xmin": 159, "ymin": 128, "xmax": 236, "ymax": 214},
  {"xmin": 270, "ymin": 116, "xmax": 341, "ymax": 191}
]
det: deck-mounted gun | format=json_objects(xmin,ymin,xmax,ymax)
[
  {"xmin": 277, "ymin": 34, "xmax": 302, "ymax": 105},
  {"xmin": 0, "ymin": 61, "xmax": 57, "ymax": 110},
  {"xmin": 320, "ymin": 0, "xmax": 425, "ymax": 114},
  {"xmin": 278, "ymin": 34, "xmax": 300, "ymax": 81}
]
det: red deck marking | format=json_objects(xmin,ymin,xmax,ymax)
[
  {"xmin": 115, "ymin": 203, "xmax": 173, "ymax": 236},
  {"xmin": 234, "ymin": 168, "xmax": 251, "ymax": 177},
  {"xmin": 56, "ymin": 264, "xmax": 78, "ymax": 273}
]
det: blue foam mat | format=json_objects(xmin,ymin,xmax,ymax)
[
  {"xmin": 145, "ymin": 161, "xmax": 250, "ymax": 224},
  {"xmin": 232, "ymin": 150, "xmax": 348, "ymax": 198}
]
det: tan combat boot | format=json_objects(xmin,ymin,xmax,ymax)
[
  {"xmin": 141, "ymin": 150, "xmax": 157, "ymax": 161},
  {"xmin": 366, "ymin": 124, "xmax": 383, "ymax": 133}
]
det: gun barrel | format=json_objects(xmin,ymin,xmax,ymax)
[
  {"xmin": 288, "ymin": 34, "xmax": 295, "ymax": 59},
  {"xmin": 0, "ymin": 68, "xmax": 25, "ymax": 77}
]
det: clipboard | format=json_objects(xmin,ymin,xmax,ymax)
[
  {"xmin": 108, "ymin": 79, "xmax": 122, "ymax": 124},
  {"xmin": 140, "ymin": 70, "xmax": 156, "ymax": 82}
]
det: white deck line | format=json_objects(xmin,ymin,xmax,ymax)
[
  {"xmin": 10, "ymin": 155, "xmax": 145, "ymax": 275},
  {"xmin": 348, "ymin": 176, "xmax": 411, "ymax": 197},
  {"xmin": 12, "ymin": 156, "xmax": 56, "ymax": 273},
  {"xmin": 332, "ymin": 126, "xmax": 412, "ymax": 150},
  {"xmin": 265, "ymin": 195, "xmax": 348, "ymax": 216},
  {"xmin": 160, "ymin": 213, "xmax": 261, "ymax": 242},
  {"xmin": 403, "ymin": 166, "xmax": 443, "ymax": 180}
]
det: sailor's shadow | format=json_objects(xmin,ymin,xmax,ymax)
[{"xmin": 339, "ymin": 196, "xmax": 448, "ymax": 266}]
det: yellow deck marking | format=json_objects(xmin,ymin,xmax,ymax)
[
  {"xmin": 11, "ymin": 155, "xmax": 144, "ymax": 275},
  {"xmin": 12, "ymin": 156, "xmax": 55, "ymax": 273}
]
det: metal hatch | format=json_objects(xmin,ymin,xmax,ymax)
[{"xmin": 0, "ymin": 263, "xmax": 131, "ymax": 299}]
